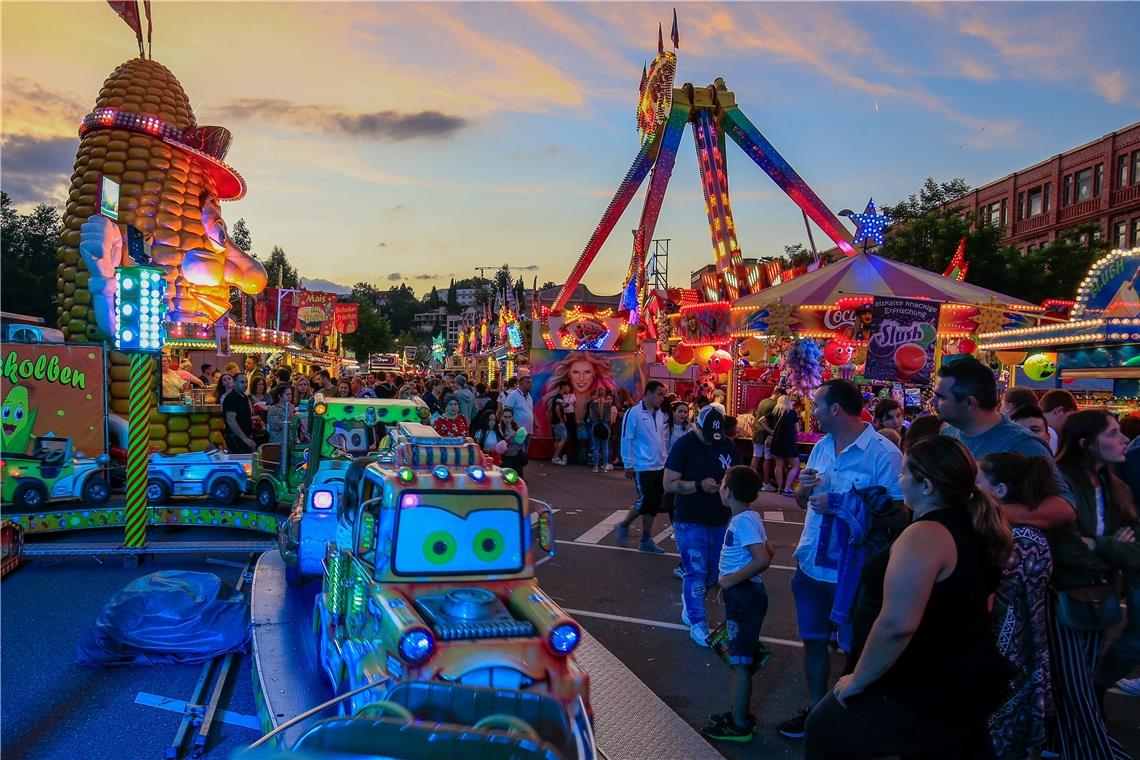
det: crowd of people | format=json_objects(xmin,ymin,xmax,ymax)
[{"xmin": 616, "ymin": 358, "xmax": 1139, "ymax": 757}]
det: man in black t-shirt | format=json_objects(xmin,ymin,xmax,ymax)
[
  {"xmin": 223, "ymin": 374, "xmax": 256, "ymax": 454},
  {"xmin": 664, "ymin": 406, "xmax": 740, "ymax": 648}
]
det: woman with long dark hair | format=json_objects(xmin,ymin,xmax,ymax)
[
  {"xmin": 978, "ymin": 452, "xmax": 1057, "ymax": 760},
  {"xmin": 1049, "ymin": 409, "xmax": 1136, "ymax": 760},
  {"xmin": 805, "ymin": 436, "xmax": 1012, "ymax": 759}
]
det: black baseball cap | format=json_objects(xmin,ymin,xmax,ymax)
[{"xmin": 697, "ymin": 406, "xmax": 724, "ymax": 442}]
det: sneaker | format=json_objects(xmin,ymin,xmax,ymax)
[
  {"xmin": 593, "ymin": 466, "xmax": 600, "ymax": 473},
  {"xmin": 776, "ymin": 708, "xmax": 810, "ymax": 739},
  {"xmin": 761, "ymin": 484, "xmax": 777, "ymax": 492},
  {"xmin": 614, "ymin": 521, "xmax": 629, "ymax": 547},
  {"xmin": 690, "ymin": 622, "xmax": 710, "ymax": 648},
  {"xmin": 673, "ymin": 565, "xmax": 684, "ymax": 580},
  {"xmin": 604, "ymin": 463, "xmax": 614, "ymax": 471},
  {"xmin": 556, "ymin": 457, "xmax": 567, "ymax": 466},
  {"xmin": 681, "ymin": 606, "xmax": 690, "ymax": 625},
  {"xmin": 781, "ymin": 489, "xmax": 795, "ymax": 497},
  {"xmin": 1118, "ymin": 677, "xmax": 1140, "ymax": 697},
  {"xmin": 703, "ymin": 715, "xmax": 755, "ymax": 743},
  {"xmin": 639, "ymin": 539, "xmax": 666, "ymax": 554}
]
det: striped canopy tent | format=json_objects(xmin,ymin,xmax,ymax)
[{"xmin": 734, "ymin": 252, "xmax": 1033, "ymax": 308}]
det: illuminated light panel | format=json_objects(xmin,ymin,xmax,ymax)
[{"xmin": 847, "ymin": 198, "xmax": 892, "ymax": 247}]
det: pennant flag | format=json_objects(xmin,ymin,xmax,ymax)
[
  {"xmin": 142, "ymin": 0, "xmax": 153, "ymax": 58},
  {"xmin": 640, "ymin": 61, "xmax": 648, "ymax": 92},
  {"xmin": 671, "ymin": 8, "xmax": 679, "ymax": 49},
  {"xmin": 658, "ymin": 23, "xmax": 664, "ymax": 54},
  {"xmin": 106, "ymin": 0, "xmax": 145, "ymax": 57}
]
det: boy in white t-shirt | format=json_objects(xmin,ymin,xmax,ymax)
[{"xmin": 703, "ymin": 465, "xmax": 773, "ymax": 743}]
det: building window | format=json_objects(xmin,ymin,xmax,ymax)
[
  {"xmin": 1133, "ymin": 151, "xmax": 1140, "ymax": 187},
  {"xmin": 1133, "ymin": 218, "xmax": 1140, "ymax": 247},
  {"xmin": 1074, "ymin": 168, "xmax": 1093, "ymax": 203},
  {"xmin": 1119, "ymin": 155, "xmax": 1130, "ymax": 189},
  {"xmin": 1115, "ymin": 221, "xmax": 1128, "ymax": 249},
  {"xmin": 1017, "ymin": 192, "xmax": 1026, "ymax": 221},
  {"xmin": 1094, "ymin": 163, "xmax": 1103, "ymax": 198},
  {"xmin": 1063, "ymin": 174, "xmax": 1072, "ymax": 206},
  {"xmin": 982, "ymin": 201, "xmax": 1003, "ymax": 227},
  {"xmin": 1001, "ymin": 198, "xmax": 1008, "ymax": 226},
  {"xmin": 1044, "ymin": 182, "xmax": 1052, "ymax": 213},
  {"xmin": 1027, "ymin": 187, "xmax": 1044, "ymax": 217}
]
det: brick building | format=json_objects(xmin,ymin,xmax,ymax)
[{"xmin": 949, "ymin": 122, "xmax": 1140, "ymax": 254}]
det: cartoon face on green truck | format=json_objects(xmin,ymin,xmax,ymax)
[{"xmin": 391, "ymin": 491, "xmax": 525, "ymax": 577}]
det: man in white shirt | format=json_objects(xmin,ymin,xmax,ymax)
[
  {"xmin": 615, "ymin": 381, "xmax": 669, "ymax": 552},
  {"xmin": 777, "ymin": 379, "xmax": 905, "ymax": 740},
  {"xmin": 502, "ymin": 374, "xmax": 534, "ymax": 435}
]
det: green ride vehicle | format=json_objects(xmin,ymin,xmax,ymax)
[
  {"xmin": 251, "ymin": 401, "xmax": 312, "ymax": 511},
  {"xmin": 1, "ymin": 436, "xmax": 112, "ymax": 510}
]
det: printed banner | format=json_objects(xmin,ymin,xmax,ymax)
[
  {"xmin": 259, "ymin": 288, "xmax": 300, "ymax": 332},
  {"xmin": 864, "ymin": 296, "xmax": 941, "ymax": 384},
  {"xmin": 0, "ymin": 342, "xmax": 107, "ymax": 457},
  {"xmin": 530, "ymin": 349, "xmax": 647, "ymax": 439},
  {"xmin": 333, "ymin": 302, "xmax": 359, "ymax": 334},
  {"xmin": 296, "ymin": 291, "xmax": 337, "ymax": 335}
]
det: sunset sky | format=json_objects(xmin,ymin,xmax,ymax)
[{"xmin": 3, "ymin": 1, "xmax": 1138, "ymax": 297}]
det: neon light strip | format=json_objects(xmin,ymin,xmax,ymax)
[
  {"xmin": 694, "ymin": 109, "xmax": 745, "ymax": 299},
  {"xmin": 553, "ymin": 134, "xmax": 660, "ymax": 312},
  {"xmin": 722, "ymin": 108, "xmax": 856, "ymax": 257}
]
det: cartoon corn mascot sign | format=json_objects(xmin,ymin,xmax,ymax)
[{"xmin": 57, "ymin": 2, "xmax": 267, "ymax": 421}]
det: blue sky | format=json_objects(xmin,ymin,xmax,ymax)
[{"xmin": 3, "ymin": 2, "xmax": 1138, "ymax": 296}]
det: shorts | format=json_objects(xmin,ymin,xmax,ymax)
[
  {"xmin": 633, "ymin": 469, "xmax": 666, "ymax": 516},
  {"xmin": 724, "ymin": 581, "xmax": 769, "ymax": 665},
  {"xmin": 752, "ymin": 442, "xmax": 770, "ymax": 459},
  {"xmin": 552, "ymin": 422, "xmax": 567, "ymax": 441},
  {"xmin": 791, "ymin": 568, "xmax": 852, "ymax": 651}
]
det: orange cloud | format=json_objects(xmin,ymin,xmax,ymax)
[{"xmin": 1093, "ymin": 70, "xmax": 1127, "ymax": 105}]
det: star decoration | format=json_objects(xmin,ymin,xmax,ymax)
[{"xmin": 847, "ymin": 198, "xmax": 892, "ymax": 247}]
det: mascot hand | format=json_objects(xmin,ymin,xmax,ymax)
[{"xmin": 79, "ymin": 214, "xmax": 122, "ymax": 339}]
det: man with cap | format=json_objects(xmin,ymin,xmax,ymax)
[{"xmin": 664, "ymin": 405, "xmax": 741, "ymax": 647}]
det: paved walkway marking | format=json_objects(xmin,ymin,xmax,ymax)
[
  {"xmin": 764, "ymin": 510, "xmax": 785, "ymax": 522},
  {"xmin": 574, "ymin": 510, "xmax": 628, "ymax": 544},
  {"xmin": 135, "ymin": 691, "xmax": 261, "ymax": 730},
  {"xmin": 652, "ymin": 525, "xmax": 674, "ymax": 544},
  {"xmin": 554, "ymin": 538, "xmax": 796, "ymax": 571},
  {"xmin": 574, "ymin": 629, "xmax": 725, "ymax": 760},
  {"xmin": 566, "ymin": 608, "xmax": 804, "ymax": 649}
]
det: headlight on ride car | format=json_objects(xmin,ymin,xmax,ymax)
[
  {"xmin": 548, "ymin": 622, "xmax": 581, "ymax": 655},
  {"xmin": 311, "ymin": 489, "xmax": 335, "ymax": 510},
  {"xmin": 399, "ymin": 629, "xmax": 435, "ymax": 664}
]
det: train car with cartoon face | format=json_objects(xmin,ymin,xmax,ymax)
[{"xmin": 311, "ymin": 423, "xmax": 594, "ymax": 759}]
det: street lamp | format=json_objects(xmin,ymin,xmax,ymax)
[{"xmin": 114, "ymin": 264, "xmax": 167, "ymax": 550}]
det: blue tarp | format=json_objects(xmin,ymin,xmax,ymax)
[{"xmin": 77, "ymin": 571, "xmax": 249, "ymax": 666}]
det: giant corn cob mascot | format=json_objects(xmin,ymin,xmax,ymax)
[{"xmin": 57, "ymin": 57, "xmax": 266, "ymax": 427}]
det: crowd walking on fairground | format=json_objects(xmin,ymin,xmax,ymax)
[{"xmin": 611, "ymin": 360, "xmax": 1140, "ymax": 759}]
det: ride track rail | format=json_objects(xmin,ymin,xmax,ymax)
[{"xmin": 166, "ymin": 552, "xmax": 258, "ymax": 760}]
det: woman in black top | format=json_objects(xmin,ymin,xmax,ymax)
[{"xmin": 805, "ymin": 436, "xmax": 1012, "ymax": 759}]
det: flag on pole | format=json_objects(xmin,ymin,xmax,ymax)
[
  {"xmin": 658, "ymin": 23, "xmax": 664, "ymax": 54},
  {"xmin": 106, "ymin": 0, "xmax": 145, "ymax": 57},
  {"xmin": 142, "ymin": 0, "xmax": 153, "ymax": 58},
  {"xmin": 640, "ymin": 61, "xmax": 648, "ymax": 92},
  {"xmin": 671, "ymin": 8, "xmax": 680, "ymax": 48}
]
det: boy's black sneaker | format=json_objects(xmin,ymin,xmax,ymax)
[
  {"xmin": 776, "ymin": 708, "xmax": 810, "ymax": 739},
  {"xmin": 703, "ymin": 715, "xmax": 755, "ymax": 743}
]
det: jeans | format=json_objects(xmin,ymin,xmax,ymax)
[
  {"xmin": 675, "ymin": 521, "xmax": 727, "ymax": 627},
  {"xmin": 1097, "ymin": 578, "xmax": 1140, "ymax": 692},
  {"xmin": 592, "ymin": 432, "xmax": 609, "ymax": 467}
]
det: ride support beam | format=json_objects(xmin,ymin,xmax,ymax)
[{"xmin": 124, "ymin": 354, "xmax": 154, "ymax": 549}]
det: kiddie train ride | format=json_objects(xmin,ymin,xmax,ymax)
[{"xmin": 249, "ymin": 422, "xmax": 595, "ymax": 760}]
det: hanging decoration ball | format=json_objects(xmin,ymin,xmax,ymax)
[
  {"xmin": 693, "ymin": 345, "xmax": 716, "ymax": 367},
  {"xmin": 739, "ymin": 336, "xmax": 766, "ymax": 363},
  {"xmin": 958, "ymin": 338, "xmax": 977, "ymax": 355},
  {"xmin": 672, "ymin": 344, "xmax": 695, "ymax": 365},
  {"xmin": 666, "ymin": 357, "xmax": 690, "ymax": 375},
  {"xmin": 707, "ymin": 349, "xmax": 733, "ymax": 374},
  {"xmin": 995, "ymin": 351, "xmax": 1028, "ymax": 366},
  {"xmin": 1023, "ymin": 353, "xmax": 1057, "ymax": 382},
  {"xmin": 823, "ymin": 339, "xmax": 854, "ymax": 367}
]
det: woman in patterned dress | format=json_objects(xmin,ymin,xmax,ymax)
[{"xmin": 978, "ymin": 452, "xmax": 1056, "ymax": 760}]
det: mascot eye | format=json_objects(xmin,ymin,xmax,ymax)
[
  {"xmin": 423, "ymin": 531, "xmax": 457, "ymax": 565},
  {"xmin": 472, "ymin": 528, "xmax": 506, "ymax": 562},
  {"xmin": 13, "ymin": 408, "xmax": 24, "ymax": 421},
  {"xmin": 1, "ymin": 405, "xmax": 9, "ymax": 419}
]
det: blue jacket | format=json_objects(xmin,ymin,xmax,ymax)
[{"xmin": 820, "ymin": 485, "xmax": 897, "ymax": 627}]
